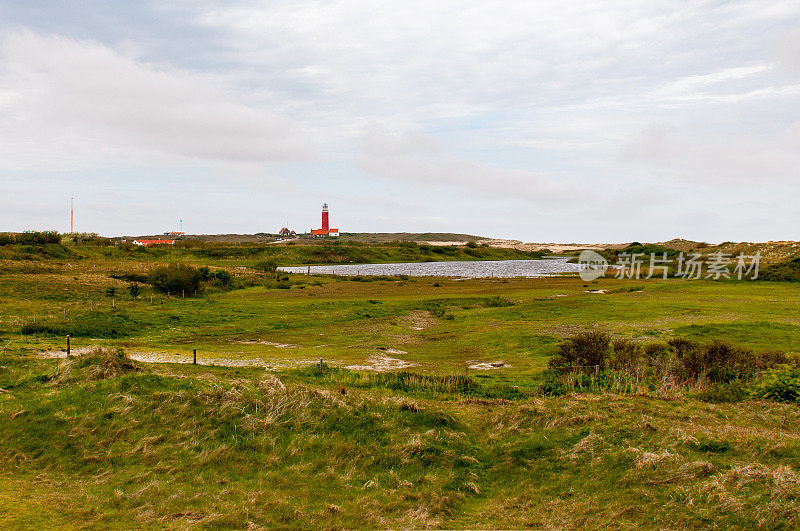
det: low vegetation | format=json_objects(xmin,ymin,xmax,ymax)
[
  {"xmin": 1, "ymin": 237, "xmax": 800, "ymax": 527},
  {"xmin": 1, "ymin": 350, "xmax": 798, "ymax": 528}
]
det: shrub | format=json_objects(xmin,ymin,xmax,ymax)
[
  {"xmin": 128, "ymin": 283, "xmax": 141, "ymax": 298},
  {"xmin": 15, "ymin": 231, "xmax": 61, "ymax": 245},
  {"xmin": 0, "ymin": 233, "xmax": 13, "ymax": 245},
  {"xmin": 209, "ymin": 269, "xmax": 233, "ymax": 287},
  {"xmin": 608, "ymin": 339, "xmax": 642, "ymax": 371},
  {"xmin": 105, "ymin": 287, "xmax": 117, "ymax": 298},
  {"xmin": 548, "ymin": 331, "xmax": 610, "ymax": 370},
  {"xmin": 760, "ymin": 257, "xmax": 800, "ymax": 282},
  {"xmin": 750, "ymin": 366, "xmax": 800, "ymax": 402},
  {"xmin": 147, "ymin": 263, "xmax": 201, "ymax": 295},
  {"xmin": 253, "ymin": 260, "xmax": 278, "ymax": 274}
]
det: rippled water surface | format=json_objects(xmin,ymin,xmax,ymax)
[{"xmin": 280, "ymin": 258, "xmax": 580, "ymax": 278}]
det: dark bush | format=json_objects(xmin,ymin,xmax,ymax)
[
  {"xmin": 608, "ymin": 338, "xmax": 642, "ymax": 371},
  {"xmin": 760, "ymin": 256, "xmax": 800, "ymax": 282},
  {"xmin": 209, "ymin": 269, "xmax": 232, "ymax": 287},
  {"xmin": 253, "ymin": 260, "xmax": 278, "ymax": 274},
  {"xmin": 549, "ymin": 331, "xmax": 611, "ymax": 370},
  {"xmin": 147, "ymin": 263, "xmax": 201, "ymax": 295},
  {"xmin": 0, "ymin": 233, "xmax": 13, "ymax": 245},
  {"xmin": 128, "ymin": 283, "xmax": 141, "ymax": 298},
  {"xmin": 15, "ymin": 231, "xmax": 61, "ymax": 245}
]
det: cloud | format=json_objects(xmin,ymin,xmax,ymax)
[
  {"xmin": 0, "ymin": 30, "xmax": 312, "ymax": 167},
  {"xmin": 621, "ymin": 124, "xmax": 800, "ymax": 182},
  {"xmin": 355, "ymin": 127, "xmax": 578, "ymax": 201}
]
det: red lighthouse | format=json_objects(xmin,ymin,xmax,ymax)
[{"xmin": 311, "ymin": 202, "xmax": 339, "ymax": 237}]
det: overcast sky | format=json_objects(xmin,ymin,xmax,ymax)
[{"xmin": 1, "ymin": 1, "xmax": 798, "ymax": 242}]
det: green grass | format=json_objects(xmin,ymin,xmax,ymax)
[
  {"xmin": 1, "ymin": 353, "xmax": 798, "ymax": 528},
  {"xmin": 2, "ymin": 250, "xmax": 800, "ymax": 527}
]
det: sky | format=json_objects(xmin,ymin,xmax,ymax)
[{"xmin": 1, "ymin": 1, "xmax": 799, "ymax": 242}]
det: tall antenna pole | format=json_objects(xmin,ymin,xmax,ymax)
[
  {"xmin": 180, "ymin": 219, "xmax": 183, "ymax": 232},
  {"xmin": 70, "ymin": 197, "xmax": 74, "ymax": 233}
]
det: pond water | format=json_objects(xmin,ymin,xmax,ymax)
[{"xmin": 280, "ymin": 258, "xmax": 580, "ymax": 278}]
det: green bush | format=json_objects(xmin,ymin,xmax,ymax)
[
  {"xmin": 147, "ymin": 263, "xmax": 201, "ymax": 295},
  {"xmin": 15, "ymin": 231, "xmax": 61, "ymax": 245},
  {"xmin": 760, "ymin": 256, "xmax": 800, "ymax": 282},
  {"xmin": 253, "ymin": 260, "xmax": 278, "ymax": 274},
  {"xmin": 0, "ymin": 233, "xmax": 13, "ymax": 245},
  {"xmin": 750, "ymin": 366, "xmax": 800, "ymax": 402}
]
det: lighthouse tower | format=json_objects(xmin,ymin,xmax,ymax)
[{"xmin": 311, "ymin": 203, "xmax": 339, "ymax": 237}]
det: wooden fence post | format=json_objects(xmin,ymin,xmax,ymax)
[
  {"xmin": 319, "ymin": 358, "xmax": 324, "ymax": 374},
  {"xmin": 193, "ymin": 348, "xmax": 197, "ymax": 365},
  {"xmin": 66, "ymin": 335, "xmax": 71, "ymax": 357}
]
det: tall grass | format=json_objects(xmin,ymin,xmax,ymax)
[
  {"xmin": 544, "ymin": 331, "xmax": 799, "ymax": 401},
  {"xmin": 291, "ymin": 365, "xmax": 525, "ymax": 399}
]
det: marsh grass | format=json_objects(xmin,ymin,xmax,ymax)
[{"xmin": 2, "ymin": 351, "xmax": 799, "ymax": 528}]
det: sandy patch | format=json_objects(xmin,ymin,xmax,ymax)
[
  {"xmin": 232, "ymin": 340, "xmax": 298, "ymax": 348},
  {"xmin": 468, "ymin": 361, "xmax": 509, "ymax": 370},
  {"xmin": 416, "ymin": 241, "xmax": 468, "ymax": 246},
  {"xmin": 378, "ymin": 347, "xmax": 408, "ymax": 355},
  {"xmin": 35, "ymin": 347, "xmax": 320, "ymax": 369},
  {"xmin": 345, "ymin": 355, "xmax": 418, "ymax": 372},
  {"xmin": 478, "ymin": 240, "xmax": 614, "ymax": 253},
  {"xmin": 585, "ymin": 289, "xmax": 608, "ymax": 294},
  {"xmin": 402, "ymin": 310, "xmax": 436, "ymax": 331}
]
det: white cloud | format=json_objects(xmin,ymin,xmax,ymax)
[
  {"xmin": 621, "ymin": 124, "xmax": 800, "ymax": 182},
  {"xmin": 355, "ymin": 127, "xmax": 579, "ymax": 201},
  {"xmin": 0, "ymin": 30, "xmax": 312, "ymax": 169}
]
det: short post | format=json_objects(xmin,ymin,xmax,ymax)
[
  {"xmin": 182, "ymin": 289, "xmax": 185, "ymax": 299},
  {"xmin": 307, "ymin": 265, "xmax": 310, "ymax": 275},
  {"xmin": 193, "ymin": 348, "xmax": 197, "ymax": 365},
  {"xmin": 66, "ymin": 335, "xmax": 71, "ymax": 357},
  {"xmin": 63, "ymin": 308, "xmax": 66, "ymax": 318},
  {"xmin": 595, "ymin": 365, "xmax": 600, "ymax": 375},
  {"xmin": 90, "ymin": 300, "xmax": 93, "ymax": 311},
  {"xmin": 112, "ymin": 298, "xmax": 115, "ymax": 308},
  {"xmin": 150, "ymin": 295, "xmax": 153, "ymax": 304},
  {"xmin": 319, "ymin": 358, "xmax": 324, "ymax": 374}
]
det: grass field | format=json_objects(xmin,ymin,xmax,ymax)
[{"xmin": 1, "ymin": 244, "xmax": 799, "ymax": 528}]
